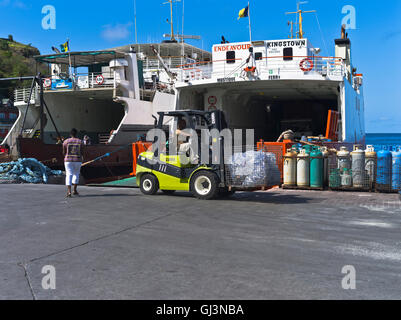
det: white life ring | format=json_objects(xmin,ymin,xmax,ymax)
[{"xmin": 299, "ymin": 58, "xmax": 314, "ymax": 72}]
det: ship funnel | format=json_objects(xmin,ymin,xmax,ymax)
[{"xmin": 335, "ymin": 25, "xmax": 352, "ymax": 80}]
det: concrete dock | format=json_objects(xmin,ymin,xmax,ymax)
[{"xmin": 1, "ymin": 184, "xmax": 401, "ymax": 300}]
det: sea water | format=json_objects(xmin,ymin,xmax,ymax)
[{"xmin": 366, "ymin": 133, "xmax": 401, "ymax": 151}]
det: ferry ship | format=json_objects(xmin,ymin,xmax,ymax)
[
  {"xmin": 173, "ymin": 10, "xmax": 365, "ymax": 146},
  {"xmin": 2, "ymin": 3, "xmax": 365, "ymax": 182}
]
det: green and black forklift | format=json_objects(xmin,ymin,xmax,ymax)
[{"xmin": 135, "ymin": 109, "xmax": 237, "ymax": 200}]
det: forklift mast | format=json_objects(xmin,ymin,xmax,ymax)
[{"xmin": 152, "ymin": 109, "xmax": 228, "ymax": 184}]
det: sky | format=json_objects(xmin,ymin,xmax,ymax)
[{"xmin": 0, "ymin": 0, "xmax": 400, "ymax": 133}]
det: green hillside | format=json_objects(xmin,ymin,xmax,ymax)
[{"xmin": 0, "ymin": 35, "xmax": 47, "ymax": 99}]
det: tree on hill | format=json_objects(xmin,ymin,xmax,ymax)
[{"xmin": 0, "ymin": 38, "xmax": 47, "ymax": 100}]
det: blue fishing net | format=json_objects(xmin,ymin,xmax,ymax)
[{"xmin": 0, "ymin": 158, "xmax": 63, "ymax": 184}]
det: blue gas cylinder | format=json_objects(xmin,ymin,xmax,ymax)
[
  {"xmin": 376, "ymin": 149, "xmax": 392, "ymax": 190},
  {"xmin": 391, "ymin": 148, "xmax": 401, "ymax": 191}
]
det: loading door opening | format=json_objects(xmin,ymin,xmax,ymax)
[{"xmin": 222, "ymin": 94, "xmax": 339, "ymax": 142}]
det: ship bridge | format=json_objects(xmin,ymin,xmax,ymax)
[
  {"xmin": 175, "ymin": 39, "xmax": 345, "ymax": 84},
  {"xmin": 33, "ymin": 51, "xmax": 127, "ymax": 92}
]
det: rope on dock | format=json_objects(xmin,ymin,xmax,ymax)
[{"xmin": 82, "ymin": 144, "xmax": 133, "ymax": 167}]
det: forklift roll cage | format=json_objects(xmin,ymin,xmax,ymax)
[{"xmin": 143, "ymin": 109, "xmax": 229, "ymax": 190}]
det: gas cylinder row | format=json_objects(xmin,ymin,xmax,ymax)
[
  {"xmin": 283, "ymin": 146, "xmax": 328, "ymax": 189},
  {"xmin": 329, "ymin": 145, "xmax": 401, "ymax": 191},
  {"xmin": 283, "ymin": 144, "xmax": 401, "ymax": 191},
  {"xmin": 329, "ymin": 145, "xmax": 376, "ymax": 189},
  {"xmin": 375, "ymin": 146, "xmax": 401, "ymax": 191}
]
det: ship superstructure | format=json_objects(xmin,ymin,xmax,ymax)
[{"xmin": 172, "ymin": 9, "xmax": 365, "ymax": 145}]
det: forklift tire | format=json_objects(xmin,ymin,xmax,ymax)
[
  {"xmin": 140, "ymin": 174, "xmax": 159, "ymax": 195},
  {"xmin": 161, "ymin": 190, "xmax": 176, "ymax": 195},
  {"xmin": 190, "ymin": 171, "xmax": 219, "ymax": 200}
]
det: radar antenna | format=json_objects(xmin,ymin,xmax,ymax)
[
  {"xmin": 285, "ymin": 1, "xmax": 316, "ymax": 39},
  {"xmin": 287, "ymin": 21, "xmax": 295, "ymax": 39}
]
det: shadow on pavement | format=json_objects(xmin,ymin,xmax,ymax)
[
  {"xmin": 71, "ymin": 193, "xmax": 137, "ymax": 198},
  {"xmin": 155, "ymin": 191, "xmax": 320, "ymax": 205},
  {"xmin": 226, "ymin": 192, "xmax": 318, "ymax": 205}
]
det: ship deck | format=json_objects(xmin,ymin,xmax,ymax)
[{"xmin": 1, "ymin": 184, "xmax": 400, "ymax": 299}]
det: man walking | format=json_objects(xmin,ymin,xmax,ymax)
[{"xmin": 63, "ymin": 128, "xmax": 83, "ymax": 197}]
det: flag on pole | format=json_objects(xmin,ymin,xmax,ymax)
[
  {"xmin": 238, "ymin": 3, "xmax": 252, "ymax": 42},
  {"xmin": 238, "ymin": 5, "xmax": 249, "ymax": 19},
  {"xmin": 60, "ymin": 41, "xmax": 70, "ymax": 53}
]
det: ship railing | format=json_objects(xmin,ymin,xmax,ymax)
[
  {"xmin": 259, "ymin": 56, "xmax": 345, "ymax": 77},
  {"xmin": 177, "ymin": 56, "xmax": 345, "ymax": 81},
  {"xmin": 85, "ymin": 72, "xmax": 115, "ymax": 89},
  {"xmin": 142, "ymin": 57, "xmax": 192, "ymax": 71},
  {"xmin": 176, "ymin": 62, "xmax": 213, "ymax": 82},
  {"xmin": 14, "ymin": 86, "xmax": 39, "ymax": 103},
  {"xmin": 41, "ymin": 72, "xmax": 116, "ymax": 91}
]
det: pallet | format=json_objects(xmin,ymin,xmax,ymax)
[
  {"xmin": 375, "ymin": 184, "xmax": 400, "ymax": 194},
  {"xmin": 282, "ymin": 185, "xmax": 324, "ymax": 191},
  {"xmin": 328, "ymin": 187, "xmax": 372, "ymax": 192},
  {"xmin": 374, "ymin": 189, "xmax": 400, "ymax": 194},
  {"xmin": 228, "ymin": 185, "xmax": 277, "ymax": 192}
]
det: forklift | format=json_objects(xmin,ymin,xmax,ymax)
[{"xmin": 136, "ymin": 110, "xmax": 236, "ymax": 200}]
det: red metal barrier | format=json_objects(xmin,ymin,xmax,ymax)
[
  {"xmin": 130, "ymin": 142, "xmax": 152, "ymax": 176},
  {"xmin": 325, "ymin": 110, "xmax": 340, "ymax": 141},
  {"xmin": 257, "ymin": 140, "xmax": 294, "ymax": 183}
]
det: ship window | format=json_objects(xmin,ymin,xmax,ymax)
[
  {"xmin": 255, "ymin": 52, "xmax": 263, "ymax": 61},
  {"xmin": 0, "ymin": 113, "xmax": 5, "ymax": 119},
  {"xmin": 283, "ymin": 47, "xmax": 293, "ymax": 61},
  {"xmin": 9, "ymin": 113, "xmax": 17, "ymax": 119},
  {"xmin": 226, "ymin": 51, "xmax": 236, "ymax": 64}
]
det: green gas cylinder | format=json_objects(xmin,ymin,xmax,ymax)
[
  {"xmin": 310, "ymin": 147, "xmax": 324, "ymax": 188},
  {"xmin": 329, "ymin": 169, "xmax": 341, "ymax": 188}
]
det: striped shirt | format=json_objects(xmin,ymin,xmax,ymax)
[{"xmin": 63, "ymin": 138, "xmax": 83, "ymax": 162}]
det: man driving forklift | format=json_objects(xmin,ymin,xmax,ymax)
[
  {"xmin": 136, "ymin": 110, "xmax": 233, "ymax": 199},
  {"xmin": 176, "ymin": 118, "xmax": 191, "ymax": 152},
  {"xmin": 175, "ymin": 117, "xmax": 200, "ymax": 164}
]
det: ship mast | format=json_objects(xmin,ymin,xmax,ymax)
[
  {"xmin": 285, "ymin": 1, "xmax": 315, "ymax": 39},
  {"xmin": 162, "ymin": 0, "xmax": 200, "ymax": 44},
  {"xmin": 288, "ymin": 21, "xmax": 295, "ymax": 39},
  {"xmin": 163, "ymin": 0, "xmax": 181, "ymax": 42}
]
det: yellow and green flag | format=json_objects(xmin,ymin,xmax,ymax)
[
  {"xmin": 238, "ymin": 5, "xmax": 249, "ymax": 20},
  {"xmin": 60, "ymin": 41, "xmax": 70, "ymax": 53}
]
